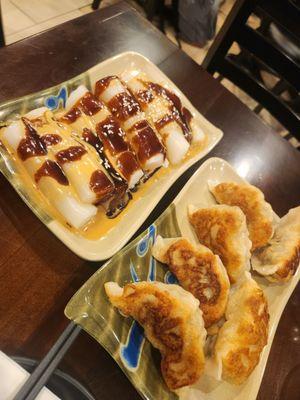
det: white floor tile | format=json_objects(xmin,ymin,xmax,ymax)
[
  {"xmin": 1, "ymin": 0, "xmax": 15, "ymax": 12},
  {"xmin": 10, "ymin": 0, "xmax": 90, "ymax": 23},
  {"xmin": 2, "ymin": 0, "xmax": 35, "ymax": 35},
  {"xmin": 6, "ymin": 10, "xmax": 82, "ymax": 44}
]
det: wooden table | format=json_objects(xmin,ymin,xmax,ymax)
[{"xmin": 0, "ymin": 2, "xmax": 299, "ymax": 399}]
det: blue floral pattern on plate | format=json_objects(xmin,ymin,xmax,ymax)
[{"xmin": 44, "ymin": 86, "xmax": 68, "ymax": 110}]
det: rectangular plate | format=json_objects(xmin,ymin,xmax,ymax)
[
  {"xmin": 65, "ymin": 157, "xmax": 300, "ymax": 400},
  {"xmin": 0, "ymin": 51, "xmax": 222, "ymax": 261}
]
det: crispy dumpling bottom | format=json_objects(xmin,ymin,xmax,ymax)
[
  {"xmin": 211, "ymin": 273, "xmax": 269, "ymax": 385},
  {"xmin": 105, "ymin": 281, "xmax": 207, "ymax": 390},
  {"xmin": 152, "ymin": 236, "xmax": 230, "ymax": 327}
]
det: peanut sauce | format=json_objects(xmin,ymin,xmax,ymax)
[
  {"xmin": 108, "ymin": 92, "xmax": 140, "ymax": 121},
  {"xmin": 17, "ymin": 118, "xmax": 47, "ymax": 161},
  {"xmin": 131, "ymin": 120, "xmax": 165, "ymax": 163},
  {"xmin": 55, "ymin": 145, "xmax": 87, "ymax": 164},
  {"xmin": 35, "ymin": 160, "xmax": 69, "ymax": 185}
]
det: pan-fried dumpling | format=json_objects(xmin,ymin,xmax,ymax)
[
  {"xmin": 252, "ymin": 206, "xmax": 300, "ymax": 282},
  {"xmin": 152, "ymin": 236, "xmax": 230, "ymax": 327},
  {"xmin": 209, "ymin": 181, "xmax": 276, "ymax": 251},
  {"xmin": 188, "ymin": 205, "xmax": 252, "ymax": 283},
  {"xmin": 212, "ymin": 273, "xmax": 269, "ymax": 385},
  {"xmin": 105, "ymin": 281, "xmax": 206, "ymax": 390}
]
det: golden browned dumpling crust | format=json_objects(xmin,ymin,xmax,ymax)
[
  {"xmin": 152, "ymin": 237, "xmax": 230, "ymax": 327},
  {"xmin": 214, "ymin": 276, "xmax": 269, "ymax": 385},
  {"xmin": 105, "ymin": 281, "xmax": 206, "ymax": 390},
  {"xmin": 252, "ymin": 206, "xmax": 300, "ymax": 282},
  {"xmin": 189, "ymin": 205, "xmax": 251, "ymax": 283},
  {"xmin": 274, "ymin": 244, "xmax": 300, "ymax": 281},
  {"xmin": 210, "ymin": 182, "xmax": 275, "ymax": 251}
]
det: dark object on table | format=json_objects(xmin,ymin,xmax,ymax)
[
  {"xmin": 139, "ymin": 0, "xmax": 221, "ymax": 47},
  {"xmin": 13, "ymin": 323, "xmax": 82, "ymax": 400},
  {"xmin": 138, "ymin": 0, "xmax": 178, "ymax": 36},
  {"xmin": 13, "ymin": 356, "xmax": 95, "ymax": 400},
  {"xmin": 178, "ymin": 0, "xmax": 221, "ymax": 46},
  {"xmin": 202, "ymin": 0, "xmax": 300, "ymax": 141},
  {"xmin": 0, "ymin": 2, "xmax": 5, "ymax": 47},
  {"xmin": 92, "ymin": 0, "xmax": 102, "ymax": 10}
]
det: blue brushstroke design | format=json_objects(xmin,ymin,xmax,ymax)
[
  {"xmin": 130, "ymin": 260, "xmax": 139, "ymax": 282},
  {"xmin": 120, "ymin": 321, "xmax": 145, "ymax": 371},
  {"xmin": 148, "ymin": 224, "xmax": 156, "ymax": 244},
  {"xmin": 164, "ymin": 271, "xmax": 178, "ymax": 284},
  {"xmin": 45, "ymin": 86, "xmax": 67, "ymax": 110},
  {"xmin": 121, "ymin": 242, "xmax": 159, "ymax": 372},
  {"xmin": 136, "ymin": 224, "xmax": 156, "ymax": 257},
  {"xmin": 147, "ymin": 256, "xmax": 156, "ymax": 282}
]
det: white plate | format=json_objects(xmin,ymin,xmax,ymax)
[
  {"xmin": 65, "ymin": 157, "xmax": 299, "ymax": 400},
  {"xmin": 172, "ymin": 157, "xmax": 300, "ymax": 400}
]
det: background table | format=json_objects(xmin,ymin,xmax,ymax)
[{"xmin": 0, "ymin": 2, "xmax": 299, "ymax": 399}]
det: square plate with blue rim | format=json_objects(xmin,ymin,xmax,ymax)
[
  {"xmin": 64, "ymin": 157, "xmax": 300, "ymax": 400},
  {"xmin": 0, "ymin": 52, "xmax": 222, "ymax": 261}
]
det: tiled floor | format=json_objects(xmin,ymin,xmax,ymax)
[
  {"xmin": 1, "ymin": 0, "xmax": 298, "ymax": 148},
  {"xmin": 1, "ymin": 0, "xmax": 100, "ymax": 44}
]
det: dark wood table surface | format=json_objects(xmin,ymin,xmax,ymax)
[{"xmin": 0, "ymin": 2, "xmax": 299, "ymax": 399}]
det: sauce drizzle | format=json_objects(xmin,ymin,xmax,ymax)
[
  {"xmin": 147, "ymin": 82, "xmax": 192, "ymax": 142},
  {"xmin": 90, "ymin": 169, "xmax": 114, "ymax": 196},
  {"xmin": 117, "ymin": 151, "xmax": 141, "ymax": 180},
  {"xmin": 41, "ymin": 134, "xmax": 62, "ymax": 147},
  {"xmin": 60, "ymin": 107, "xmax": 82, "ymax": 124},
  {"xmin": 95, "ymin": 76, "xmax": 118, "ymax": 97},
  {"xmin": 56, "ymin": 145, "xmax": 87, "ymax": 164},
  {"xmin": 131, "ymin": 120, "xmax": 165, "ymax": 163},
  {"xmin": 96, "ymin": 116, "xmax": 129, "ymax": 155},
  {"xmin": 35, "ymin": 160, "xmax": 69, "ymax": 185},
  {"xmin": 83, "ymin": 128, "xmax": 126, "ymax": 184},
  {"xmin": 18, "ymin": 118, "xmax": 47, "ymax": 161},
  {"xmin": 136, "ymin": 89, "xmax": 154, "ymax": 104},
  {"xmin": 82, "ymin": 128, "xmax": 129, "ymax": 215},
  {"xmin": 108, "ymin": 92, "xmax": 140, "ymax": 121},
  {"xmin": 79, "ymin": 92, "xmax": 103, "ymax": 116}
]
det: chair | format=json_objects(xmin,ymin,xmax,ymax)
[{"xmin": 202, "ymin": 0, "xmax": 300, "ymax": 141}]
